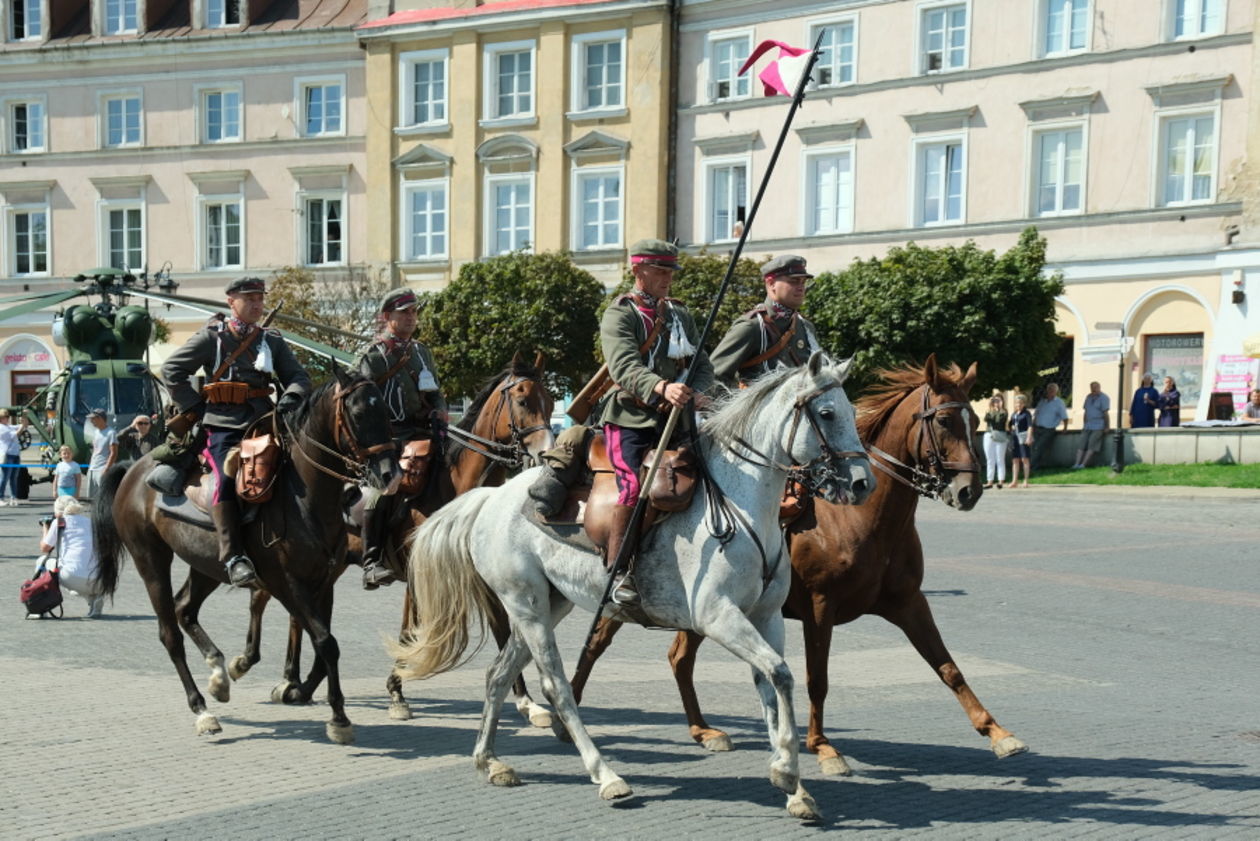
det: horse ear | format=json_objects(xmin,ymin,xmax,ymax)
[
  {"xmin": 330, "ymin": 357, "xmax": 350, "ymax": 386},
  {"xmin": 533, "ymin": 351, "xmax": 545, "ymax": 375},
  {"xmin": 960, "ymin": 361, "xmax": 979, "ymax": 396},
  {"xmin": 510, "ymin": 350, "xmax": 523, "ymax": 367},
  {"xmin": 923, "ymin": 353, "xmax": 940, "ymax": 391},
  {"xmin": 808, "ymin": 350, "xmax": 824, "ymax": 378},
  {"xmin": 834, "ymin": 355, "xmax": 853, "ymax": 385}
]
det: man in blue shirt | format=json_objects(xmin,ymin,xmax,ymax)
[
  {"xmin": 1030, "ymin": 383, "xmax": 1069, "ymax": 471},
  {"xmin": 1073, "ymin": 382, "xmax": 1110, "ymax": 469}
]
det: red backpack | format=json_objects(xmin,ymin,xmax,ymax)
[{"xmin": 21, "ymin": 518, "xmax": 65, "ymax": 618}]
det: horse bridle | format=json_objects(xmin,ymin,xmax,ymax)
[
  {"xmin": 867, "ymin": 384, "xmax": 980, "ymax": 499},
  {"xmin": 289, "ymin": 380, "xmax": 397, "ymax": 484},
  {"xmin": 445, "ymin": 374, "xmax": 551, "ymax": 470}
]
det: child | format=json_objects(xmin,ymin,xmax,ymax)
[{"xmin": 53, "ymin": 445, "xmax": 81, "ymax": 499}]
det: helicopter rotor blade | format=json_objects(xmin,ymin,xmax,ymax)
[
  {"xmin": 125, "ymin": 289, "xmax": 372, "ymax": 345},
  {"xmin": 0, "ymin": 289, "xmax": 84, "ymax": 323}
]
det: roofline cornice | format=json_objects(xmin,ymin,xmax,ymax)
[{"xmin": 356, "ymin": 0, "xmax": 667, "ymax": 42}]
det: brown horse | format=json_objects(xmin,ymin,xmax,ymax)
[
  {"xmin": 572, "ymin": 354, "xmax": 1027, "ymax": 772},
  {"xmin": 231, "ymin": 354, "xmax": 555, "ymax": 723},
  {"xmin": 92, "ymin": 369, "xmax": 400, "ymax": 742}
]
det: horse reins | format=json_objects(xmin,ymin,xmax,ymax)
[
  {"xmin": 867, "ymin": 384, "xmax": 979, "ymax": 500},
  {"xmin": 288, "ymin": 380, "xmax": 397, "ymax": 484},
  {"xmin": 445, "ymin": 375, "xmax": 550, "ymax": 470}
]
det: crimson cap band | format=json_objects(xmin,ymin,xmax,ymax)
[
  {"xmin": 629, "ymin": 238, "xmax": 681, "ymax": 270},
  {"xmin": 225, "ymin": 277, "xmax": 266, "ymax": 295},
  {"xmin": 761, "ymin": 254, "xmax": 813, "ymax": 281},
  {"xmin": 380, "ymin": 288, "xmax": 419, "ymax": 313}
]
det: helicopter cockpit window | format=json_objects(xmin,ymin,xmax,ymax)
[
  {"xmin": 113, "ymin": 375, "xmax": 162, "ymax": 425},
  {"xmin": 67, "ymin": 378, "xmax": 110, "ymax": 426}
]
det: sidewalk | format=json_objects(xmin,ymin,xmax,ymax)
[{"xmin": 998, "ymin": 482, "xmax": 1260, "ymax": 501}]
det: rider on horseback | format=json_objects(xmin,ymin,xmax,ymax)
[
  {"xmin": 356, "ymin": 288, "xmax": 446, "ymax": 590},
  {"xmin": 156, "ymin": 277, "xmax": 312, "ymax": 588}
]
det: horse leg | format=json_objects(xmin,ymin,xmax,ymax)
[
  {"xmin": 489, "ymin": 594, "xmax": 551, "ymax": 728},
  {"xmin": 386, "ymin": 585, "xmax": 416, "ymax": 720},
  {"xmin": 271, "ymin": 614, "xmax": 307, "ymax": 704},
  {"xmin": 667, "ymin": 630, "xmax": 733, "ymax": 751},
  {"xmin": 472, "ymin": 632, "xmax": 532, "ymax": 788},
  {"xmin": 569, "ymin": 616, "xmax": 622, "ymax": 705},
  {"xmin": 268, "ymin": 577, "xmax": 354, "ymax": 744},
  {"xmin": 173, "ymin": 570, "xmax": 231, "ymax": 705},
  {"xmin": 798, "ymin": 605, "xmax": 851, "ymax": 776},
  {"xmin": 230, "ymin": 588, "xmax": 271, "ymax": 681},
  {"xmin": 884, "ymin": 591, "xmax": 1028, "ymax": 758}
]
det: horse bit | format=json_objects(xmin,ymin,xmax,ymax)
[
  {"xmin": 288, "ymin": 380, "xmax": 397, "ymax": 484},
  {"xmin": 867, "ymin": 384, "xmax": 980, "ymax": 499},
  {"xmin": 444, "ymin": 375, "xmax": 550, "ymax": 471}
]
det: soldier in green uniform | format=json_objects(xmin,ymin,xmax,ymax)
[
  {"xmin": 155, "ymin": 277, "xmax": 312, "ymax": 587},
  {"xmin": 709, "ymin": 254, "xmax": 821, "ymax": 389},
  {"xmin": 356, "ymin": 288, "xmax": 447, "ymax": 589}
]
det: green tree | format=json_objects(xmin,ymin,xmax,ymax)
[
  {"xmin": 418, "ymin": 251, "xmax": 604, "ymax": 398},
  {"xmin": 810, "ymin": 227, "xmax": 1064, "ymax": 395},
  {"xmin": 266, "ymin": 265, "xmax": 393, "ymax": 378}
]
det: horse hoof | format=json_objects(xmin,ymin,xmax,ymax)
[
  {"xmin": 208, "ymin": 675, "xmax": 231, "ymax": 704},
  {"xmin": 819, "ymin": 755, "xmax": 853, "ymax": 776},
  {"xmin": 993, "ymin": 735, "xmax": 1028, "ymax": 758},
  {"xmin": 326, "ymin": 721, "xmax": 355, "ymax": 745},
  {"xmin": 270, "ymin": 683, "xmax": 295, "ymax": 703},
  {"xmin": 769, "ymin": 765, "xmax": 799, "ymax": 795},
  {"xmin": 195, "ymin": 713, "xmax": 222, "ymax": 736},
  {"xmin": 528, "ymin": 707, "xmax": 553, "ymax": 729},
  {"xmin": 388, "ymin": 701, "xmax": 412, "ymax": 721},
  {"xmin": 485, "ymin": 760, "xmax": 521, "ymax": 787},
  {"xmin": 599, "ymin": 778, "xmax": 632, "ymax": 800},
  {"xmin": 701, "ymin": 732, "xmax": 733, "ymax": 752},
  {"xmin": 228, "ymin": 656, "xmax": 252, "ymax": 681},
  {"xmin": 787, "ymin": 789, "xmax": 822, "ymax": 822}
]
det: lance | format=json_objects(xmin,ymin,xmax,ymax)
[{"xmin": 577, "ymin": 34, "xmax": 826, "ymax": 666}]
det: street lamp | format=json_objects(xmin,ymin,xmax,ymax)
[{"xmin": 1096, "ymin": 321, "xmax": 1131, "ymax": 474}]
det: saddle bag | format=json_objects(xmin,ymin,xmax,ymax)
[
  {"xmin": 21, "ymin": 564, "xmax": 63, "ymax": 618},
  {"xmin": 646, "ymin": 446, "xmax": 698, "ymax": 513},
  {"xmin": 399, "ymin": 438, "xmax": 433, "ymax": 496},
  {"xmin": 236, "ymin": 433, "xmax": 282, "ymax": 504}
]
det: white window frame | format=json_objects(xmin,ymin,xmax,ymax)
[
  {"xmin": 99, "ymin": 91, "xmax": 143, "ymax": 148},
  {"xmin": 295, "ymin": 75, "xmax": 346, "ymax": 138},
  {"xmin": 1028, "ymin": 121, "xmax": 1087, "ymax": 217},
  {"xmin": 570, "ymin": 30, "xmax": 627, "ymax": 115},
  {"xmin": 1154, "ymin": 107, "xmax": 1219, "ymax": 207},
  {"xmin": 198, "ymin": 195, "xmax": 245, "ymax": 270},
  {"xmin": 706, "ymin": 29, "xmax": 753, "ymax": 103},
  {"xmin": 570, "ymin": 164, "xmax": 624, "ymax": 251},
  {"xmin": 915, "ymin": 0, "xmax": 970, "ymax": 75},
  {"xmin": 6, "ymin": 96, "xmax": 47, "ymax": 153},
  {"xmin": 483, "ymin": 40, "xmax": 536, "ymax": 124},
  {"xmin": 197, "ymin": 84, "xmax": 243, "ymax": 144},
  {"xmin": 808, "ymin": 16, "xmax": 858, "ymax": 90},
  {"xmin": 802, "ymin": 144, "xmax": 856, "ymax": 237},
  {"xmin": 910, "ymin": 133, "xmax": 967, "ymax": 227},
  {"xmin": 10, "ymin": 0, "xmax": 42, "ymax": 40},
  {"xmin": 103, "ymin": 0, "xmax": 138, "ymax": 34},
  {"xmin": 1038, "ymin": 0, "xmax": 1092, "ymax": 57},
  {"xmin": 702, "ymin": 154, "xmax": 751, "ymax": 244},
  {"xmin": 205, "ymin": 0, "xmax": 240, "ymax": 29},
  {"xmin": 483, "ymin": 172, "xmax": 535, "ymax": 257},
  {"xmin": 300, "ymin": 192, "xmax": 345, "ymax": 267},
  {"xmin": 99, "ymin": 199, "xmax": 146, "ymax": 271},
  {"xmin": 7, "ymin": 203, "xmax": 51, "ymax": 277},
  {"xmin": 399, "ymin": 48, "xmax": 449, "ymax": 130},
  {"xmin": 1165, "ymin": 0, "xmax": 1226, "ymax": 41},
  {"xmin": 400, "ymin": 178, "xmax": 449, "ymax": 262}
]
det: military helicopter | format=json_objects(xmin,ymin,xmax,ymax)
[{"xmin": 0, "ymin": 266, "xmax": 364, "ymax": 466}]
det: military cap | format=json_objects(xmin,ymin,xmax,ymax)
[
  {"xmin": 380, "ymin": 288, "xmax": 419, "ymax": 313},
  {"xmin": 629, "ymin": 238, "xmax": 681, "ymax": 270},
  {"xmin": 225, "ymin": 276, "xmax": 266, "ymax": 295},
  {"xmin": 761, "ymin": 255, "xmax": 813, "ymax": 281}
]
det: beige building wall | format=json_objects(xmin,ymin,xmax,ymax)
[
  {"xmin": 677, "ymin": 0, "xmax": 1258, "ymax": 424},
  {"xmin": 357, "ymin": 0, "xmax": 672, "ymax": 291}
]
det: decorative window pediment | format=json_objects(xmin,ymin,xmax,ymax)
[
  {"xmin": 1145, "ymin": 74, "xmax": 1232, "ymax": 108},
  {"xmin": 477, "ymin": 134, "xmax": 538, "ymax": 165},
  {"xmin": 1019, "ymin": 89, "xmax": 1099, "ymax": 122},
  {"xmin": 902, "ymin": 106, "xmax": 977, "ymax": 134},
  {"xmin": 795, "ymin": 120, "xmax": 863, "ymax": 146},
  {"xmin": 694, "ymin": 130, "xmax": 758, "ymax": 156},
  {"xmin": 392, "ymin": 144, "xmax": 452, "ymax": 174},
  {"xmin": 564, "ymin": 130, "xmax": 629, "ymax": 160}
]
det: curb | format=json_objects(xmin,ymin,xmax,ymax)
[{"xmin": 1016, "ymin": 483, "xmax": 1260, "ymax": 500}]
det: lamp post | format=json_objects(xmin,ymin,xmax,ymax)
[{"xmin": 1096, "ymin": 321, "xmax": 1130, "ymax": 473}]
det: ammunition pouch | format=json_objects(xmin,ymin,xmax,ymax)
[{"xmin": 203, "ymin": 381, "xmax": 271, "ymax": 405}]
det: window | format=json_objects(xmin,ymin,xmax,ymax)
[
  {"xmin": 920, "ymin": 3, "xmax": 968, "ymax": 73},
  {"xmin": 105, "ymin": 205, "xmax": 144, "ymax": 271},
  {"xmin": 103, "ymin": 95, "xmax": 142, "ymax": 147},
  {"xmin": 304, "ymin": 196, "xmax": 343, "ymax": 265},
  {"xmin": 300, "ymin": 80, "xmax": 343, "ymax": 136},
  {"xmin": 572, "ymin": 32, "xmax": 624, "ymax": 112},
  {"xmin": 1044, "ymin": 0, "xmax": 1089, "ymax": 55},
  {"xmin": 401, "ymin": 50, "xmax": 447, "ymax": 128},
  {"xmin": 1159, "ymin": 114, "xmax": 1215, "ymax": 205},
  {"xmin": 1033, "ymin": 127, "xmax": 1084, "ymax": 215},
  {"xmin": 9, "ymin": 100, "xmax": 45, "ymax": 152},
  {"xmin": 104, "ymin": 0, "xmax": 138, "ymax": 34},
  {"xmin": 1169, "ymin": 0, "xmax": 1224, "ymax": 39},
  {"xmin": 486, "ymin": 176, "xmax": 532, "ymax": 255},
  {"xmin": 573, "ymin": 168, "xmax": 622, "ymax": 250},
  {"xmin": 709, "ymin": 34, "xmax": 751, "ymax": 102},
  {"xmin": 402, "ymin": 180, "xmax": 447, "ymax": 260},
  {"xmin": 11, "ymin": 0, "xmax": 41, "ymax": 40},
  {"xmin": 805, "ymin": 149, "xmax": 854, "ymax": 235},
  {"xmin": 11, "ymin": 208, "xmax": 49, "ymax": 275},
  {"xmin": 203, "ymin": 200, "xmax": 243, "ymax": 269},
  {"xmin": 707, "ymin": 161, "xmax": 748, "ymax": 242},
  {"xmin": 915, "ymin": 139, "xmax": 965, "ymax": 225},
  {"xmin": 206, "ymin": 0, "xmax": 239, "ymax": 28},
  {"xmin": 484, "ymin": 42, "xmax": 534, "ymax": 121},
  {"xmin": 812, "ymin": 20, "xmax": 856, "ymax": 88},
  {"xmin": 202, "ymin": 89, "xmax": 241, "ymax": 143}
]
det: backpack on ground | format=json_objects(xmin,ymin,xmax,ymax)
[{"xmin": 21, "ymin": 560, "xmax": 63, "ymax": 619}]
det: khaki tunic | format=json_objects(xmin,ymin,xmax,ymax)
[
  {"xmin": 358, "ymin": 339, "xmax": 446, "ymax": 441},
  {"xmin": 708, "ymin": 299, "xmax": 820, "ymax": 390}
]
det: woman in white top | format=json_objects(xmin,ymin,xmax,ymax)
[
  {"xmin": 38, "ymin": 496, "xmax": 105, "ymax": 617},
  {"xmin": 0, "ymin": 408, "xmax": 29, "ymax": 506}
]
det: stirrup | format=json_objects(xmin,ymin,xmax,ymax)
[
  {"xmin": 610, "ymin": 571, "xmax": 639, "ymax": 606},
  {"xmin": 362, "ymin": 562, "xmax": 397, "ymax": 590},
  {"xmin": 225, "ymin": 555, "xmax": 257, "ymax": 588}
]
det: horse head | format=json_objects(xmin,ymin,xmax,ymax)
[
  {"xmin": 910, "ymin": 353, "xmax": 982, "ymax": 511},
  {"xmin": 484, "ymin": 351, "xmax": 555, "ymax": 468},
  {"xmin": 785, "ymin": 352, "xmax": 876, "ymax": 506},
  {"xmin": 321, "ymin": 365, "xmax": 402, "ymax": 493}
]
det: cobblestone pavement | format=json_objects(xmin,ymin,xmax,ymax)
[{"xmin": 2, "ymin": 479, "xmax": 1258, "ymax": 840}]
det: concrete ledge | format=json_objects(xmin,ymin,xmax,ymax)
[{"xmin": 977, "ymin": 426, "xmax": 1260, "ymax": 467}]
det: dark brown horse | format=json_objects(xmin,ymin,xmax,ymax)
[
  {"xmin": 230, "ymin": 354, "xmax": 555, "ymax": 724},
  {"xmin": 93, "ymin": 369, "xmax": 400, "ymax": 743},
  {"xmin": 572, "ymin": 355, "xmax": 1027, "ymax": 772}
]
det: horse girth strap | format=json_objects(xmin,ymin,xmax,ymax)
[{"xmin": 739, "ymin": 313, "xmax": 798, "ymax": 370}]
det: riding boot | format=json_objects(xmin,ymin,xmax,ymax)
[
  {"xmin": 211, "ymin": 501, "xmax": 256, "ymax": 588},
  {"xmin": 527, "ymin": 463, "xmax": 569, "ymax": 517},
  {"xmin": 605, "ymin": 503, "xmax": 639, "ymax": 606},
  {"xmin": 361, "ymin": 504, "xmax": 397, "ymax": 590}
]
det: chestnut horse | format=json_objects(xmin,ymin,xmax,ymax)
[
  {"xmin": 572, "ymin": 355, "xmax": 1027, "ymax": 773},
  {"xmin": 231, "ymin": 354, "xmax": 555, "ymax": 724}
]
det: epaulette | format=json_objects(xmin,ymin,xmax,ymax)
[{"xmin": 742, "ymin": 303, "xmax": 771, "ymax": 320}]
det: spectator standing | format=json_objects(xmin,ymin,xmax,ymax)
[
  {"xmin": 1073, "ymin": 382, "xmax": 1110, "ymax": 469},
  {"xmin": 1158, "ymin": 377, "xmax": 1182, "ymax": 427},
  {"xmin": 982, "ymin": 394, "xmax": 1009, "ymax": 488},
  {"xmin": 1129, "ymin": 374, "xmax": 1159, "ymax": 428},
  {"xmin": 0, "ymin": 408, "xmax": 30, "ymax": 506},
  {"xmin": 85, "ymin": 409, "xmax": 118, "ymax": 499},
  {"xmin": 1242, "ymin": 389, "xmax": 1260, "ymax": 422},
  {"xmin": 37, "ymin": 496, "xmax": 105, "ymax": 618},
  {"xmin": 1008, "ymin": 394, "xmax": 1033, "ymax": 488},
  {"xmin": 1030, "ymin": 383, "xmax": 1069, "ymax": 470},
  {"xmin": 117, "ymin": 415, "xmax": 159, "ymax": 464},
  {"xmin": 53, "ymin": 445, "xmax": 81, "ymax": 498}
]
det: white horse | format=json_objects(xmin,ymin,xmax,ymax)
[{"xmin": 391, "ymin": 353, "xmax": 874, "ymax": 820}]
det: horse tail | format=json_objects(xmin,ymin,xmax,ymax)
[
  {"xmin": 92, "ymin": 463, "xmax": 130, "ymax": 597},
  {"xmin": 388, "ymin": 487, "xmax": 498, "ymax": 680}
]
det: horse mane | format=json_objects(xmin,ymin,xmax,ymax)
[
  {"xmin": 855, "ymin": 361, "xmax": 967, "ymax": 441},
  {"xmin": 702, "ymin": 364, "xmax": 813, "ymax": 447},
  {"xmin": 446, "ymin": 359, "xmax": 542, "ymax": 466}
]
